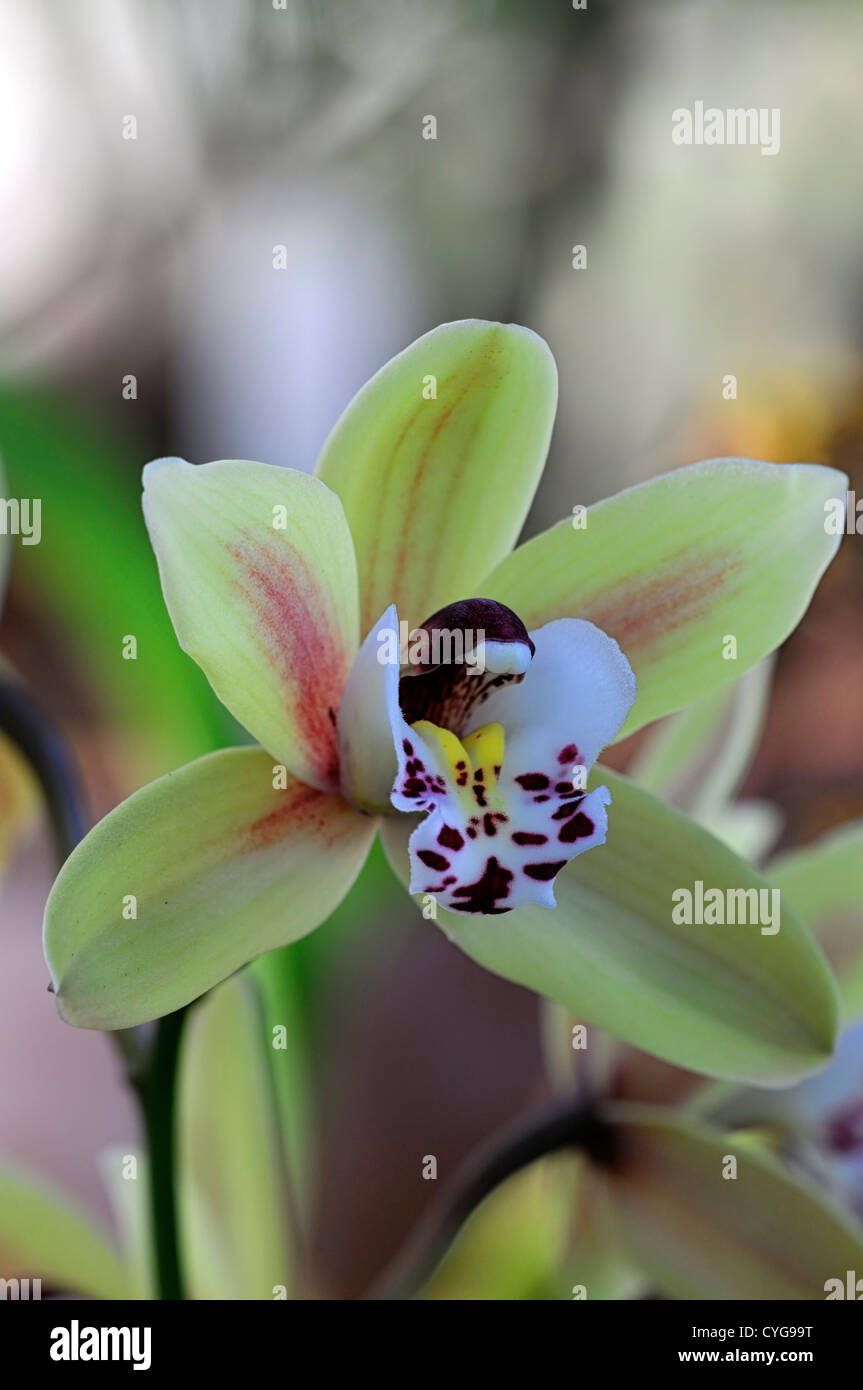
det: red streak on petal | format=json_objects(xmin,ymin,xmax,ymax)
[
  {"xmin": 576, "ymin": 550, "xmax": 733, "ymax": 656},
  {"xmin": 229, "ymin": 536, "xmax": 351, "ymax": 790},
  {"xmin": 244, "ymin": 783, "xmax": 340, "ymax": 853},
  {"xmin": 365, "ymin": 334, "xmax": 507, "ymax": 627}
]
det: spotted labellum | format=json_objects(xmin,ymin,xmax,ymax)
[{"xmin": 365, "ymin": 597, "xmax": 634, "ymax": 913}]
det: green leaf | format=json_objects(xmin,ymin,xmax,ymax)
[
  {"xmin": 483, "ymin": 459, "xmax": 847, "ymax": 740},
  {"xmin": 45, "ymin": 747, "xmax": 377, "ymax": 1028},
  {"xmin": 316, "ymin": 320, "xmax": 557, "ymax": 633},
  {"xmin": 768, "ymin": 822, "xmax": 863, "ymax": 1027},
  {"xmin": 605, "ymin": 1103, "xmax": 863, "ymax": 1299},
  {"xmin": 0, "ymin": 1166, "xmax": 131, "ymax": 1299},
  {"xmin": 381, "ymin": 770, "xmax": 839, "ymax": 1084},
  {"xmin": 179, "ymin": 974, "xmax": 294, "ymax": 1299}
]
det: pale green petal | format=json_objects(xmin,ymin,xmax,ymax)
[
  {"xmin": 423, "ymin": 1155, "xmax": 575, "ymax": 1301},
  {"xmin": 45, "ymin": 747, "xmax": 377, "ymax": 1029},
  {"xmin": 316, "ymin": 320, "xmax": 557, "ymax": 634},
  {"xmin": 606, "ymin": 1104, "xmax": 863, "ymax": 1299},
  {"xmin": 630, "ymin": 658, "xmax": 774, "ymax": 817},
  {"xmin": 768, "ymin": 822, "xmax": 863, "ymax": 1027},
  {"xmin": 0, "ymin": 1166, "xmax": 131, "ymax": 1299},
  {"xmin": 483, "ymin": 459, "xmax": 847, "ymax": 740},
  {"xmin": 697, "ymin": 800, "xmax": 783, "ymax": 864},
  {"xmin": 567, "ymin": 1162, "xmax": 645, "ymax": 1301},
  {"xmin": 380, "ymin": 769, "xmax": 839, "ymax": 1085},
  {"xmin": 143, "ymin": 458, "xmax": 359, "ymax": 792},
  {"xmin": 179, "ymin": 975, "xmax": 293, "ymax": 1300}
]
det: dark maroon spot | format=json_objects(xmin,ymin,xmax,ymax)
[
  {"xmin": 524, "ymin": 860, "xmax": 568, "ymax": 881},
  {"xmin": 555, "ymin": 782, "xmax": 574, "ymax": 794},
  {"xmin": 516, "ymin": 773, "xmax": 549, "ymax": 791},
  {"xmin": 418, "ymin": 849, "xmax": 450, "ymax": 871},
  {"xmin": 552, "ymin": 801, "xmax": 583, "ymax": 820},
  {"xmin": 404, "ymin": 777, "xmax": 426, "ymax": 795},
  {"xmin": 513, "ymin": 831, "xmax": 547, "ymax": 845},
  {"xmin": 456, "ymin": 771, "xmax": 469, "ymax": 786},
  {"xmin": 466, "ymin": 826, "xmax": 477, "ymax": 839},
  {"xmin": 483, "ymin": 813, "xmax": 497, "ymax": 837},
  {"xmin": 442, "ymin": 876, "xmax": 456, "ymax": 886},
  {"xmin": 474, "ymin": 769, "xmax": 484, "ymax": 782},
  {"xmin": 473, "ymin": 785, "xmax": 488, "ymax": 808},
  {"xmin": 493, "ymin": 764, "xmax": 501, "ymax": 776},
  {"xmin": 438, "ymin": 825, "xmax": 464, "ymax": 851},
  {"xmin": 533, "ymin": 794, "xmax": 549, "ymax": 804},
  {"xmin": 456, "ymin": 760, "xmax": 466, "ymax": 770},
  {"xmin": 452, "ymin": 856, "xmax": 513, "ymax": 913},
  {"xmin": 558, "ymin": 744, "xmax": 578, "ymax": 763},
  {"xmin": 328, "ymin": 706, "xmax": 337, "ymax": 727},
  {"xmin": 402, "ymin": 739, "xmax": 414, "ymax": 755},
  {"xmin": 559, "ymin": 813, "xmax": 594, "ymax": 843}
]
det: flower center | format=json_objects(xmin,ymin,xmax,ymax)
[{"xmin": 398, "ymin": 597, "xmax": 535, "ymax": 734}]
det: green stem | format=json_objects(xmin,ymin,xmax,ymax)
[{"xmin": 131, "ymin": 1009, "xmax": 188, "ymax": 1301}]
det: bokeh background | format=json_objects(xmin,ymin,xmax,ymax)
[{"xmin": 1, "ymin": 0, "xmax": 862, "ymax": 1297}]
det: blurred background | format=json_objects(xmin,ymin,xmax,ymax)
[{"xmin": 1, "ymin": 0, "xmax": 862, "ymax": 1297}]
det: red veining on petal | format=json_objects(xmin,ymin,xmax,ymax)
[
  {"xmin": 228, "ymin": 536, "xmax": 351, "ymax": 790},
  {"xmin": 364, "ymin": 334, "xmax": 508, "ymax": 627},
  {"xmin": 244, "ymin": 783, "xmax": 337, "ymax": 852},
  {"xmin": 574, "ymin": 551, "xmax": 734, "ymax": 656}
]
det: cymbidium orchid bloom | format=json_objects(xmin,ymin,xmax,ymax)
[{"xmin": 44, "ymin": 321, "xmax": 850, "ymax": 1088}]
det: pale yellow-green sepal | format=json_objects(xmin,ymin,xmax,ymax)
[{"xmin": 45, "ymin": 747, "xmax": 377, "ymax": 1029}]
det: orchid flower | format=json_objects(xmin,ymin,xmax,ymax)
[{"xmin": 44, "ymin": 321, "xmax": 848, "ymax": 1086}]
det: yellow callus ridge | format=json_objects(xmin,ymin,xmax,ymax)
[
  {"xmin": 410, "ymin": 718, "xmax": 504, "ymax": 796},
  {"xmin": 463, "ymin": 722, "xmax": 504, "ymax": 795}
]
